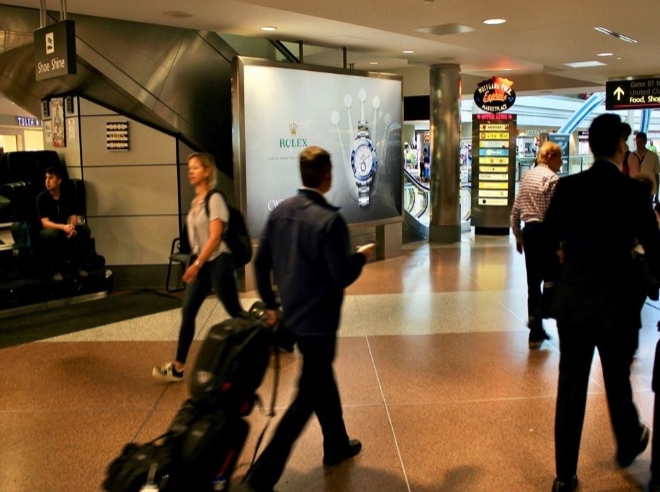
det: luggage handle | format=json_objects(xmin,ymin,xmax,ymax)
[{"xmin": 247, "ymin": 336, "xmax": 281, "ymax": 472}]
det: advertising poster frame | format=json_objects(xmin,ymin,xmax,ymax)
[{"xmin": 232, "ymin": 57, "xmax": 404, "ymax": 241}]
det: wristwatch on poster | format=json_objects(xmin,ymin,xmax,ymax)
[{"xmin": 351, "ymin": 120, "xmax": 378, "ymax": 207}]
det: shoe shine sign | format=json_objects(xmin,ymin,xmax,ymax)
[{"xmin": 34, "ymin": 20, "xmax": 77, "ymax": 81}]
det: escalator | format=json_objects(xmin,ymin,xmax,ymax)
[
  {"xmin": 0, "ymin": 6, "xmax": 286, "ymax": 177},
  {"xmin": 403, "ymin": 169, "xmax": 472, "ymax": 239},
  {"xmin": 403, "ymin": 168, "xmax": 430, "ymax": 237}
]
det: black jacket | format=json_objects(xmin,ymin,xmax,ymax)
[
  {"xmin": 254, "ymin": 189, "xmax": 366, "ymax": 336},
  {"xmin": 544, "ymin": 159, "xmax": 660, "ymax": 330}
]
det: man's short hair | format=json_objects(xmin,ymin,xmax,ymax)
[
  {"xmin": 299, "ymin": 146, "xmax": 332, "ymax": 188},
  {"xmin": 636, "ymin": 132, "xmax": 648, "ymax": 141},
  {"xmin": 588, "ymin": 114, "xmax": 628, "ymax": 158},
  {"xmin": 622, "ymin": 123, "xmax": 632, "ymax": 140},
  {"xmin": 45, "ymin": 165, "xmax": 66, "ymax": 180}
]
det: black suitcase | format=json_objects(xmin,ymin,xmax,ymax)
[{"xmin": 189, "ymin": 315, "xmax": 274, "ymax": 413}]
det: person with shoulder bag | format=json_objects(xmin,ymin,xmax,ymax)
[{"xmin": 153, "ymin": 152, "xmax": 245, "ymax": 382}]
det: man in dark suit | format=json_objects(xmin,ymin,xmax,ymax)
[
  {"xmin": 544, "ymin": 113, "xmax": 660, "ymax": 492},
  {"xmin": 244, "ymin": 146, "xmax": 375, "ymax": 492}
]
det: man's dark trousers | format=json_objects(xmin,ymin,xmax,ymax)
[
  {"xmin": 651, "ymin": 338, "xmax": 660, "ymax": 483},
  {"xmin": 39, "ymin": 225, "xmax": 91, "ymax": 272},
  {"xmin": 247, "ymin": 333, "xmax": 349, "ymax": 491},
  {"xmin": 522, "ymin": 222, "xmax": 546, "ymax": 330},
  {"xmin": 555, "ymin": 322, "xmax": 642, "ymax": 480}
]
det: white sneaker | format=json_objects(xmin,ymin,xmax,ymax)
[{"xmin": 152, "ymin": 362, "xmax": 184, "ymax": 382}]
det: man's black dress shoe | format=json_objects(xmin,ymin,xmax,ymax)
[
  {"xmin": 551, "ymin": 475, "xmax": 578, "ymax": 492},
  {"xmin": 616, "ymin": 426, "xmax": 649, "ymax": 467},
  {"xmin": 323, "ymin": 439, "xmax": 362, "ymax": 466}
]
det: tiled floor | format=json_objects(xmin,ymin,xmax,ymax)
[{"xmin": 1, "ymin": 233, "xmax": 659, "ymax": 491}]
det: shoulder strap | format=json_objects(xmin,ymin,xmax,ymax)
[
  {"xmin": 634, "ymin": 152, "xmax": 646, "ymax": 165},
  {"xmin": 203, "ymin": 189, "xmax": 222, "ymax": 217}
]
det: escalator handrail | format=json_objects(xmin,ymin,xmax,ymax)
[{"xmin": 403, "ymin": 168, "xmax": 430, "ymax": 192}]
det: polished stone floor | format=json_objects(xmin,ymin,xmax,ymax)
[{"xmin": 1, "ymin": 233, "xmax": 659, "ymax": 491}]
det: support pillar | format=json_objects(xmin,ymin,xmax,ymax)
[{"xmin": 429, "ymin": 64, "xmax": 461, "ymax": 244}]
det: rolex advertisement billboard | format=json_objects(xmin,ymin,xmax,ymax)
[{"xmin": 233, "ymin": 58, "xmax": 403, "ymax": 239}]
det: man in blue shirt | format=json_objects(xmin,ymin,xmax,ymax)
[{"xmin": 245, "ymin": 146, "xmax": 375, "ymax": 492}]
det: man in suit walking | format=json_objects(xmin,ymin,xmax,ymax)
[
  {"xmin": 545, "ymin": 114, "xmax": 660, "ymax": 492},
  {"xmin": 244, "ymin": 146, "xmax": 375, "ymax": 492}
]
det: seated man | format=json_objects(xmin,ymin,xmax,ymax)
[{"xmin": 36, "ymin": 165, "xmax": 91, "ymax": 281}]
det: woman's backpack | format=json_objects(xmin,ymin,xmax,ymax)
[{"xmin": 179, "ymin": 190, "xmax": 252, "ymax": 267}]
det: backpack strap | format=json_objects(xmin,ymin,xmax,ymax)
[
  {"xmin": 203, "ymin": 189, "xmax": 222, "ymax": 218},
  {"xmin": 634, "ymin": 152, "xmax": 646, "ymax": 165}
]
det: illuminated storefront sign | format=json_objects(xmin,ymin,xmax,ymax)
[
  {"xmin": 16, "ymin": 116, "xmax": 42, "ymax": 127},
  {"xmin": 473, "ymin": 77, "xmax": 516, "ymax": 113}
]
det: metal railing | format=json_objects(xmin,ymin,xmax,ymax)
[{"xmin": 516, "ymin": 155, "xmax": 594, "ymax": 181}]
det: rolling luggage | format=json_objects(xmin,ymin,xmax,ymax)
[{"xmin": 103, "ymin": 303, "xmax": 279, "ymax": 492}]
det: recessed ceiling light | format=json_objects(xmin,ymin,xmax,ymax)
[
  {"xmin": 597, "ymin": 52, "xmax": 613, "ymax": 57},
  {"xmin": 370, "ymin": 62, "xmax": 379, "ymax": 65},
  {"xmin": 616, "ymin": 57, "xmax": 622, "ymax": 60},
  {"xmin": 261, "ymin": 26, "xmax": 277, "ymax": 31},
  {"xmin": 483, "ymin": 18, "xmax": 506, "ymax": 25},
  {"xmin": 402, "ymin": 50, "xmax": 415, "ymax": 54},
  {"xmin": 564, "ymin": 60, "xmax": 607, "ymax": 68},
  {"xmin": 163, "ymin": 11, "xmax": 193, "ymax": 18},
  {"xmin": 502, "ymin": 68, "xmax": 512, "ymax": 71}
]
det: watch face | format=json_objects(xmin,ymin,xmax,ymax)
[{"xmin": 351, "ymin": 139, "xmax": 377, "ymax": 182}]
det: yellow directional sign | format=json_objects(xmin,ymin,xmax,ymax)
[
  {"xmin": 479, "ymin": 157, "xmax": 508, "ymax": 164},
  {"xmin": 479, "ymin": 141, "xmax": 509, "ymax": 148},
  {"xmin": 479, "ymin": 124, "xmax": 508, "ymax": 131},
  {"xmin": 479, "ymin": 173, "xmax": 509, "ymax": 181},
  {"xmin": 478, "ymin": 190, "xmax": 508, "ymax": 198},
  {"xmin": 478, "ymin": 198, "xmax": 508, "ymax": 206},
  {"xmin": 480, "ymin": 132, "xmax": 509, "ymax": 140},
  {"xmin": 479, "ymin": 166, "xmax": 508, "ymax": 173},
  {"xmin": 478, "ymin": 182, "xmax": 508, "ymax": 189}
]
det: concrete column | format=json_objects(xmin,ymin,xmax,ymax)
[{"xmin": 429, "ymin": 64, "xmax": 461, "ymax": 244}]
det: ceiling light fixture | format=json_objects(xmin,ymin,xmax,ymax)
[
  {"xmin": 163, "ymin": 11, "xmax": 193, "ymax": 18},
  {"xmin": 261, "ymin": 26, "xmax": 277, "ymax": 31},
  {"xmin": 597, "ymin": 52, "xmax": 613, "ymax": 57},
  {"xmin": 563, "ymin": 60, "xmax": 607, "ymax": 68},
  {"xmin": 594, "ymin": 26, "xmax": 637, "ymax": 43},
  {"xmin": 483, "ymin": 18, "xmax": 506, "ymax": 25},
  {"xmin": 402, "ymin": 50, "xmax": 415, "ymax": 54},
  {"xmin": 370, "ymin": 62, "xmax": 379, "ymax": 65},
  {"xmin": 502, "ymin": 68, "xmax": 512, "ymax": 71}
]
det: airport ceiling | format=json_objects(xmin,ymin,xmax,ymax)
[{"xmin": 0, "ymin": 0, "xmax": 657, "ymax": 95}]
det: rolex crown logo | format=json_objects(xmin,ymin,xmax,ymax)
[{"xmin": 289, "ymin": 122, "xmax": 298, "ymax": 137}]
